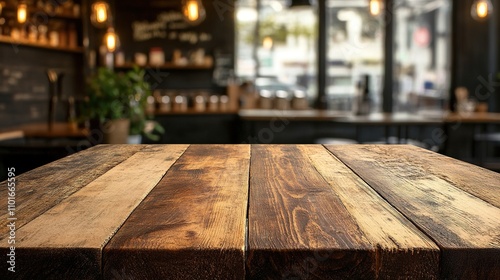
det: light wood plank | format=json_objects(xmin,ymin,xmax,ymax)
[
  {"xmin": 247, "ymin": 145, "xmax": 376, "ymax": 279},
  {"xmin": 0, "ymin": 144, "xmax": 143, "ymax": 240},
  {"xmin": 103, "ymin": 145, "xmax": 250, "ymax": 279},
  {"xmin": 0, "ymin": 145, "xmax": 188, "ymax": 279},
  {"xmin": 371, "ymin": 144, "xmax": 499, "ymax": 208},
  {"xmin": 0, "ymin": 130, "xmax": 24, "ymax": 141},
  {"xmin": 302, "ymin": 145, "xmax": 439, "ymax": 278},
  {"xmin": 328, "ymin": 144, "xmax": 500, "ymax": 279}
]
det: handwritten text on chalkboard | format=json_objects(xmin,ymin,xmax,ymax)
[{"xmin": 132, "ymin": 11, "xmax": 212, "ymax": 44}]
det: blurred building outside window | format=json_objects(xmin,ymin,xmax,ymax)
[
  {"xmin": 235, "ymin": 0, "xmax": 451, "ymax": 113},
  {"xmin": 393, "ymin": 0, "xmax": 451, "ymax": 113},
  {"xmin": 326, "ymin": 0, "xmax": 384, "ymax": 111},
  {"xmin": 236, "ymin": 0, "xmax": 317, "ymax": 105}
]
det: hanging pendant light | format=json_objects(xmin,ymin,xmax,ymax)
[
  {"xmin": 17, "ymin": 2, "xmax": 27, "ymax": 24},
  {"xmin": 369, "ymin": 0, "xmax": 383, "ymax": 16},
  {"xmin": 182, "ymin": 0, "xmax": 206, "ymax": 25},
  {"xmin": 289, "ymin": 0, "xmax": 312, "ymax": 9},
  {"xmin": 471, "ymin": 0, "xmax": 493, "ymax": 21},
  {"xmin": 91, "ymin": 1, "xmax": 111, "ymax": 28},
  {"xmin": 103, "ymin": 27, "xmax": 120, "ymax": 52}
]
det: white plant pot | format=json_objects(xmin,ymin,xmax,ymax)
[{"xmin": 127, "ymin": 135, "xmax": 142, "ymax": 144}]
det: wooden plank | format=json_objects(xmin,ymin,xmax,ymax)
[
  {"xmin": 0, "ymin": 144, "xmax": 143, "ymax": 240},
  {"xmin": 0, "ymin": 145, "xmax": 188, "ymax": 279},
  {"xmin": 302, "ymin": 145, "xmax": 439, "ymax": 278},
  {"xmin": 103, "ymin": 145, "xmax": 250, "ymax": 279},
  {"xmin": 0, "ymin": 130, "xmax": 24, "ymax": 141},
  {"xmin": 327, "ymin": 144, "xmax": 500, "ymax": 279},
  {"xmin": 360, "ymin": 144, "xmax": 500, "ymax": 208},
  {"xmin": 247, "ymin": 145, "xmax": 376, "ymax": 279}
]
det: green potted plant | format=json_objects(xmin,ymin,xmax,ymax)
[
  {"xmin": 82, "ymin": 67, "xmax": 164, "ymax": 144},
  {"xmin": 125, "ymin": 67, "xmax": 164, "ymax": 143},
  {"xmin": 83, "ymin": 67, "xmax": 131, "ymax": 144}
]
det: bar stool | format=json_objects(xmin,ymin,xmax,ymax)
[{"xmin": 474, "ymin": 133, "xmax": 500, "ymax": 170}]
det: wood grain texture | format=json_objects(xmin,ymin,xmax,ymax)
[
  {"xmin": 302, "ymin": 145, "xmax": 439, "ymax": 278},
  {"xmin": 103, "ymin": 145, "xmax": 250, "ymax": 280},
  {"xmin": 0, "ymin": 145, "xmax": 187, "ymax": 279},
  {"xmin": 247, "ymin": 145, "xmax": 375, "ymax": 279},
  {"xmin": 0, "ymin": 144, "xmax": 143, "ymax": 240},
  {"xmin": 328, "ymin": 144, "xmax": 500, "ymax": 279},
  {"xmin": 359, "ymin": 144, "xmax": 499, "ymax": 208}
]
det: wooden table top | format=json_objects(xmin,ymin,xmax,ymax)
[{"xmin": 1, "ymin": 144, "xmax": 499, "ymax": 279}]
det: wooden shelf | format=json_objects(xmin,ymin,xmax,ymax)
[
  {"xmin": 115, "ymin": 63, "xmax": 213, "ymax": 71},
  {"xmin": 151, "ymin": 108, "xmax": 238, "ymax": 116},
  {"xmin": 1, "ymin": 6, "xmax": 81, "ymax": 21},
  {"xmin": 0, "ymin": 37, "xmax": 83, "ymax": 53}
]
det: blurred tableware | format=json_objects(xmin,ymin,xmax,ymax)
[
  {"xmin": 149, "ymin": 48, "xmax": 165, "ymax": 66},
  {"xmin": 134, "ymin": 53, "xmax": 147, "ymax": 66},
  {"xmin": 208, "ymin": 95, "xmax": 219, "ymax": 111},
  {"xmin": 219, "ymin": 95, "xmax": 229, "ymax": 111},
  {"xmin": 259, "ymin": 90, "xmax": 274, "ymax": 110},
  {"xmin": 275, "ymin": 90, "xmax": 291, "ymax": 110},
  {"xmin": 160, "ymin": 95, "xmax": 171, "ymax": 112},
  {"xmin": 194, "ymin": 95, "xmax": 206, "ymax": 112},
  {"xmin": 174, "ymin": 95, "xmax": 188, "ymax": 112},
  {"xmin": 292, "ymin": 90, "xmax": 309, "ymax": 110}
]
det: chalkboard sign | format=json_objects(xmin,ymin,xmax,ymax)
[
  {"xmin": 113, "ymin": 0, "xmax": 235, "ymax": 91},
  {"xmin": 0, "ymin": 45, "xmax": 83, "ymax": 128}
]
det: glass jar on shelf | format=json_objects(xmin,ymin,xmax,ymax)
[
  {"xmin": 10, "ymin": 25, "xmax": 20, "ymax": 40},
  {"xmin": 28, "ymin": 25, "xmax": 38, "ymax": 43},
  {"xmin": 36, "ymin": 0, "xmax": 45, "ymax": 10},
  {"xmin": 49, "ymin": 29, "xmax": 59, "ymax": 47},
  {"xmin": 0, "ymin": 18, "xmax": 5, "ymax": 37},
  {"xmin": 68, "ymin": 23, "xmax": 78, "ymax": 48},
  {"xmin": 38, "ymin": 25, "xmax": 48, "ymax": 45},
  {"xmin": 63, "ymin": 0, "xmax": 74, "ymax": 16},
  {"xmin": 149, "ymin": 47, "xmax": 165, "ymax": 67}
]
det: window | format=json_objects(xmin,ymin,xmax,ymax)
[
  {"xmin": 235, "ymin": 0, "xmax": 452, "ymax": 112},
  {"xmin": 326, "ymin": 0, "xmax": 384, "ymax": 111},
  {"xmin": 393, "ymin": 0, "xmax": 451, "ymax": 112},
  {"xmin": 236, "ymin": 0, "xmax": 318, "ymax": 100}
]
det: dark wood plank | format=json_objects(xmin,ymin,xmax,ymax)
[
  {"xmin": 247, "ymin": 145, "xmax": 376, "ymax": 279},
  {"xmin": 0, "ymin": 144, "xmax": 143, "ymax": 240},
  {"xmin": 0, "ymin": 145, "xmax": 188, "ymax": 279},
  {"xmin": 327, "ymin": 144, "xmax": 500, "ymax": 279},
  {"xmin": 303, "ymin": 145, "xmax": 439, "ymax": 278},
  {"xmin": 103, "ymin": 145, "xmax": 250, "ymax": 279}
]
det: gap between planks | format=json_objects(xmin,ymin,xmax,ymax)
[{"xmin": 319, "ymin": 144, "xmax": 445, "ymax": 249}]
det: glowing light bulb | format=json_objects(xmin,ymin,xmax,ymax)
[
  {"xmin": 103, "ymin": 28, "xmax": 119, "ymax": 52},
  {"xmin": 17, "ymin": 3, "xmax": 27, "ymax": 24},
  {"xmin": 96, "ymin": 4, "xmax": 107, "ymax": 23},
  {"xmin": 471, "ymin": 0, "xmax": 493, "ymax": 21},
  {"xmin": 183, "ymin": 0, "xmax": 206, "ymax": 25},
  {"xmin": 91, "ymin": 2, "xmax": 110, "ymax": 28},
  {"xmin": 187, "ymin": 2, "xmax": 198, "ymax": 21},
  {"xmin": 369, "ymin": 0, "xmax": 382, "ymax": 16}
]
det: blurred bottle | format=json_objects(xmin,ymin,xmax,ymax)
[
  {"xmin": 226, "ymin": 70, "xmax": 239, "ymax": 111},
  {"xmin": 355, "ymin": 75, "xmax": 372, "ymax": 116}
]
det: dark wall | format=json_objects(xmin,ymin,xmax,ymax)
[
  {"xmin": 110, "ymin": 0, "xmax": 236, "ymax": 92},
  {"xmin": 452, "ymin": 0, "xmax": 499, "ymax": 112},
  {"xmin": 0, "ymin": 45, "xmax": 84, "ymax": 128}
]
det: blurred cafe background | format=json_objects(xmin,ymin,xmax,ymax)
[{"xmin": 0, "ymin": 0, "xmax": 500, "ymax": 179}]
